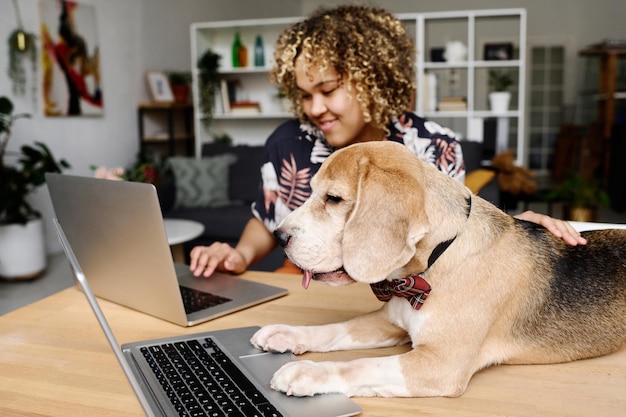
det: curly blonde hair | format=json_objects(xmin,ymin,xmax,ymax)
[{"xmin": 270, "ymin": 5, "xmax": 416, "ymax": 130}]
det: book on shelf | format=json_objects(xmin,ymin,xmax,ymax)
[
  {"xmin": 421, "ymin": 72, "xmax": 438, "ymax": 112},
  {"xmin": 230, "ymin": 101, "xmax": 261, "ymax": 115},
  {"xmin": 219, "ymin": 79, "xmax": 231, "ymax": 113},
  {"xmin": 437, "ymin": 96, "xmax": 467, "ymax": 111}
]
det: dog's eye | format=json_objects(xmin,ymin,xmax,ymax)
[{"xmin": 326, "ymin": 194, "xmax": 342, "ymax": 204}]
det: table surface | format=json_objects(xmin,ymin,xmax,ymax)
[
  {"xmin": 1, "ymin": 270, "xmax": 624, "ymax": 417},
  {"xmin": 163, "ymin": 218, "xmax": 205, "ymax": 245}
]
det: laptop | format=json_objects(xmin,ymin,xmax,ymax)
[
  {"xmin": 53, "ymin": 217, "xmax": 362, "ymax": 417},
  {"xmin": 46, "ymin": 173, "xmax": 288, "ymax": 327}
]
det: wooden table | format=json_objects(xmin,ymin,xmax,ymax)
[{"xmin": 1, "ymin": 270, "xmax": 624, "ymax": 416}]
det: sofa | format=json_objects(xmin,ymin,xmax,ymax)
[
  {"xmin": 460, "ymin": 140, "xmax": 500, "ymax": 207},
  {"xmin": 158, "ymin": 143, "xmax": 285, "ymax": 271},
  {"xmin": 158, "ymin": 140, "xmax": 499, "ymax": 272}
]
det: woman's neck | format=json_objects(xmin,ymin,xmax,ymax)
[{"xmin": 354, "ymin": 124, "xmax": 385, "ymax": 143}]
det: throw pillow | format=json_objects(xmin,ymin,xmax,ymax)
[{"xmin": 168, "ymin": 154, "xmax": 237, "ymax": 208}]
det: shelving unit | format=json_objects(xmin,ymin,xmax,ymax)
[
  {"xmin": 579, "ymin": 43, "xmax": 626, "ymax": 139},
  {"xmin": 578, "ymin": 43, "xmax": 626, "ymax": 184},
  {"xmin": 137, "ymin": 102, "xmax": 194, "ymax": 156},
  {"xmin": 411, "ymin": 9, "xmax": 526, "ymax": 165},
  {"xmin": 190, "ymin": 18, "xmax": 299, "ymax": 156},
  {"xmin": 190, "ymin": 9, "xmax": 526, "ymax": 163}
]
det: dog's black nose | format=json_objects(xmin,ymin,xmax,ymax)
[{"xmin": 273, "ymin": 229, "xmax": 291, "ymax": 248}]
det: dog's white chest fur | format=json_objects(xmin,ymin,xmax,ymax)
[{"xmin": 385, "ymin": 299, "xmax": 431, "ymax": 344}]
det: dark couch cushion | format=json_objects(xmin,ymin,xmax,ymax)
[
  {"xmin": 460, "ymin": 140, "xmax": 482, "ymax": 173},
  {"xmin": 202, "ymin": 143, "xmax": 265, "ymax": 204}
]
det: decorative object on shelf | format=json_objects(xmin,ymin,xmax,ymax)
[
  {"xmin": 167, "ymin": 71, "xmax": 192, "ymax": 104},
  {"xmin": 488, "ymin": 69, "xmax": 513, "ymax": 115},
  {"xmin": 8, "ymin": 0, "xmax": 37, "ymax": 97},
  {"xmin": 40, "ymin": 0, "xmax": 103, "ymax": 117},
  {"xmin": 491, "ymin": 150, "xmax": 536, "ymax": 200},
  {"xmin": 145, "ymin": 71, "xmax": 174, "ymax": 103},
  {"xmin": 545, "ymin": 172, "xmax": 610, "ymax": 222},
  {"xmin": 231, "ymin": 31, "xmax": 247, "ymax": 67},
  {"xmin": 438, "ymin": 96, "xmax": 467, "ymax": 112},
  {"xmin": 484, "ymin": 42, "xmax": 514, "ymax": 60},
  {"xmin": 275, "ymin": 87, "xmax": 291, "ymax": 113},
  {"xmin": 430, "ymin": 47, "xmax": 445, "ymax": 62},
  {"xmin": 0, "ymin": 96, "xmax": 70, "ymax": 279},
  {"xmin": 444, "ymin": 41, "xmax": 467, "ymax": 63},
  {"xmin": 254, "ymin": 35, "xmax": 265, "ymax": 67},
  {"xmin": 230, "ymin": 101, "xmax": 261, "ymax": 115},
  {"xmin": 197, "ymin": 48, "xmax": 222, "ymax": 129}
]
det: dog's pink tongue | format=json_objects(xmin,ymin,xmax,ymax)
[{"xmin": 302, "ymin": 270, "xmax": 312, "ymax": 289}]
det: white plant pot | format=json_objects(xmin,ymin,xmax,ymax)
[
  {"xmin": 0, "ymin": 218, "xmax": 47, "ymax": 280},
  {"xmin": 489, "ymin": 91, "xmax": 511, "ymax": 115}
]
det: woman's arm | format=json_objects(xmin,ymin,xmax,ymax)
[{"xmin": 189, "ymin": 217, "xmax": 277, "ymax": 277}]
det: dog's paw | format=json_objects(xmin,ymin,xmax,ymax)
[
  {"xmin": 250, "ymin": 324, "xmax": 309, "ymax": 354},
  {"xmin": 270, "ymin": 361, "xmax": 340, "ymax": 397}
]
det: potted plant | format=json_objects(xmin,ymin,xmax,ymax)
[
  {"xmin": 196, "ymin": 49, "xmax": 222, "ymax": 130},
  {"xmin": 167, "ymin": 71, "xmax": 192, "ymax": 104},
  {"xmin": 546, "ymin": 172, "xmax": 610, "ymax": 222},
  {"xmin": 488, "ymin": 69, "xmax": 513, "ymax": 115},
  {"xmin": 0, "ymin": 96, "xmax": 70, "ymax": 279}
]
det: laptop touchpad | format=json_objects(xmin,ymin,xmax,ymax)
[{"xmin": 239, "ymin": 354, "xmax": 362, "ymax": 417}]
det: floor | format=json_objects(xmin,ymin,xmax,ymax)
[{"xmin": 2, "ymin": 201, "xmax": 626, "ymax": 317}]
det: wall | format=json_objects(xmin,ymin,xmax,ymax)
[{"xmin": 0, "ymin": 0, "xmax": 300, "ymax": 254}]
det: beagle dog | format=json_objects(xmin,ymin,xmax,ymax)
[{"xmin": 251, "ymin": 141, "xmax": 626, "ymax": 398}]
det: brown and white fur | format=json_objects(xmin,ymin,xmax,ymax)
[{"xmin": 250, "ymin": 141, "xmax": 626, "ymax": 398}]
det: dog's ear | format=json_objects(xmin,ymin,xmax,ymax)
[{"xmin": 342, "ymin": 155, "xmax": 429, "ymax": 283}]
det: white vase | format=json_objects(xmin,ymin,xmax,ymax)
[
  {"xmin": 0, "ymin": 218, "xmax": 47, "ymax": 280},
  {"xmin": 489, "ymin": 91, "xmax": 511, "ymax": 115}
]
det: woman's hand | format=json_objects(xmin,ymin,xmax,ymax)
[
  {"xmin": 514, "ymin": 210, "xmax": 587, "ymax": 246},
  {"xmin": 189, "ymin": 217, "xmax": 278, "ymax": 278},
  {"xmin": 189, "ymin": 243, "xmax": 248, "ymax": 277}
]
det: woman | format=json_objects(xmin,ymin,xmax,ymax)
[{"xmin": 190, "ymin": 5, "xmax": 584, "ymax": 278}]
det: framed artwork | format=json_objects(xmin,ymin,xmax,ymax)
[
  {"xmin": 484, "ymin": 43, "xmax": 514, "ymax": 61},
  {"xmin": 145, "ymin": 71, "xmax": 174, "ymax": 103},
  {"xmin": 39, "ymin": 0, "xmax": 103, "ymax": 117}
]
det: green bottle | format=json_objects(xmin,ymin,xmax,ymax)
[{"xmin": 232, "ymin": 32, "xmax": 242, "ymax": 67}]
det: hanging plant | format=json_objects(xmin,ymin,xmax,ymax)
[
  {"xmin": 7, "ymin": 0, "xmax": 38, "ymax": 96},
  {"xmin": 197, "ymin": 49, "xmax": 222, "ymax": 131}
]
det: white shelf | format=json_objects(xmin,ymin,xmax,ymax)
[
  {"xmin": 423, "ymin": 60, "xmax": 521, "ymax": 70},
  {"xmin": 424, "ymin": 110, "xmax": 521, "ymax": 118},
  {"xmin": 190, "ymin": 9, "xmax": 526, "ymax": 162},
  {"xmin": 212, "ymin": 112, "xmax": 293, "ymax": 120},
  {"xmin": 414, "ymin": 8, "xmax": 526, "ymax": 165}
]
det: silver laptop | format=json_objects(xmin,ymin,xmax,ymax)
[
  {"xmin": 53, "ymin": 217, "xmax": 362, "ymax": 417},
  {"xmin": 46, "ymin": 173, "xmax": 288, "ymax": 327}
]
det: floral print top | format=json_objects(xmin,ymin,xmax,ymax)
[{"xmin": 251, "ymin": 112, "xmax": 465, "ymax": 232}]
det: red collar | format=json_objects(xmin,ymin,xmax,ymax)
[{"xmin": 370, "ymin": 274, "xmax": 431, "ymax": 310}]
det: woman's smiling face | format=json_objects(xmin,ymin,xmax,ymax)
[{"xmin": 295, "ymin": 57, "xmax": 382, "ymax": 148}]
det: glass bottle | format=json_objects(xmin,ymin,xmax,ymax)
[
  {"xmin": 238, "ymin": 39, "xmax": 248, "ymax": 67},
  {"xmin": 232, "ymin": 32, "xmax": 242, "ymax": 67},
  {"xmin": 254, "ymin": 35, "xmax": 264, "ymax": 67}
]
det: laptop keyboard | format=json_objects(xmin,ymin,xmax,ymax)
[
  {"xmin": 141, "ymin": 337, "xmax": 283, "ymax": 417},
  {"xmin": 179, "ymin": 286, "xmax": 231, "ymax": 315}
]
